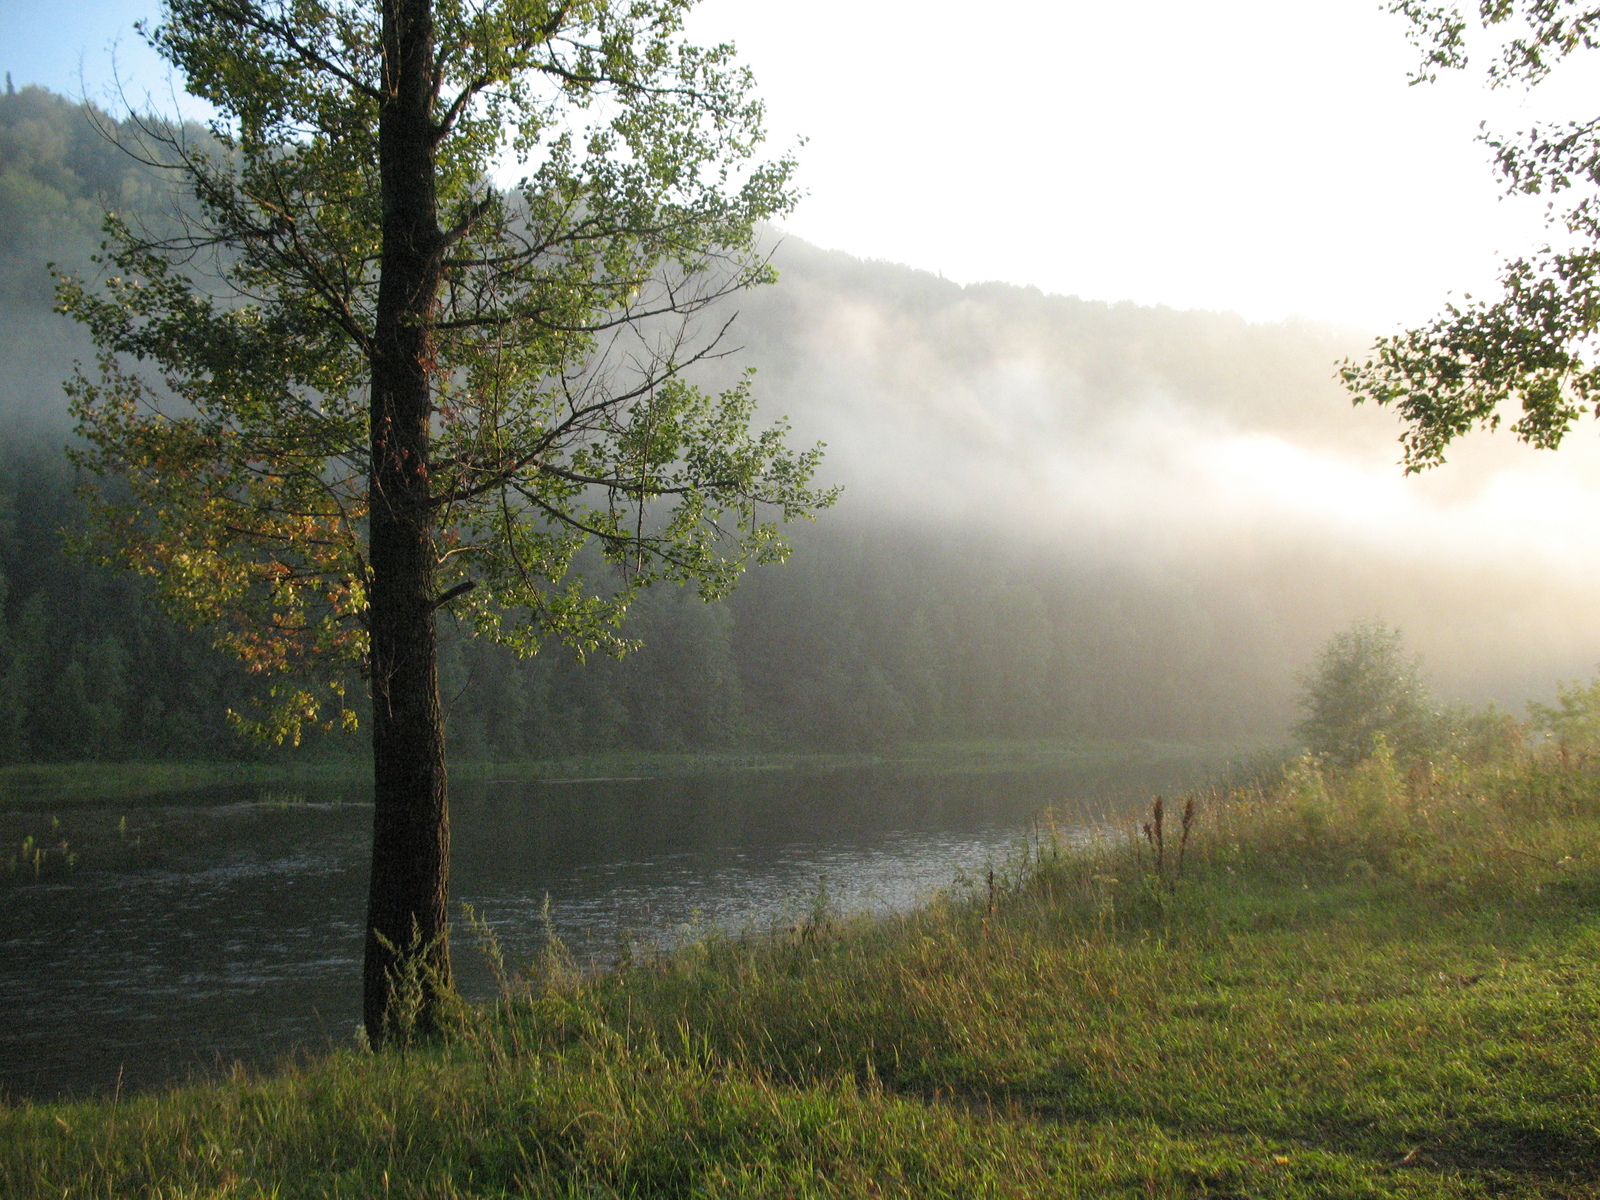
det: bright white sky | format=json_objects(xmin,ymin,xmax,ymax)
[{"xmin": 0, "ymin": 0, "xmax": 1586, "ymax": 329}]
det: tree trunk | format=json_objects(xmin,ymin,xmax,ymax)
[{"xmin": 363, "ymin": 0, "xmax": 452, "ymax": 1046}]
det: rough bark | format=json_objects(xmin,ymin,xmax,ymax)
[{"xmin": 363, "ymin": 0, "xmax": 452, "ymax": 1045}]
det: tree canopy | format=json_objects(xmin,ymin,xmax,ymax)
[
  {"xmin": 59, "ymin": 0, "xmax": 828, "ymax": 741},
  {"xmin": 1342, "ymin": 1, "xmax": 1600, "ymax": 468}
]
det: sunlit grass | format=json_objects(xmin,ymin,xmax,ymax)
[{"xmin": 6, "ymin": 746, "xmax": 1600, "ymax": 1196}]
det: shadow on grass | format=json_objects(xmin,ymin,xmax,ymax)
[{"xmin": 1403, "ymin": 1118, "xmax": 1600, "ymax": 1184}]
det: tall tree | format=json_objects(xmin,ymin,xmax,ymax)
[
  {"xmin": 1343, "ymin": 1, "xmax": 1600, "ymax": 467},
  {"xmin": 56, "ymin": 0, "xmax": 832, "ymax": 1043}
]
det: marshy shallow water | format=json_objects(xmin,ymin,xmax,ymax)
[{"xmin": 0, "ymin": 749, "xmax": 1230, "ymax": 1101}]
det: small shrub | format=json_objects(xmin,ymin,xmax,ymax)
[{"xmin": 1295, "ymin": 620, "xmax": 1437, "ymax": 767}]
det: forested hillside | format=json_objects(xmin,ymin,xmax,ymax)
[
  {"xmin": 0, "ymin": 88, "xmax": 256, "ymax": 760},
  {"xmin": 4, "ymin": 85, "xmax": 1597, "ymax": 762}
]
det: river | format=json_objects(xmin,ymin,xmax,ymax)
[{"xmin": 0, "ymin": 747, "xmax": 1233, "ymax": 1101}]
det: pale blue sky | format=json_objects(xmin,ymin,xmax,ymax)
[
  {"xmin": 1, "ymin": 0, "xmax": 205, "ymax": 115},
  {"xmin": 1, "ymin": 0, "xmax": 1579, "ymax": 328}
]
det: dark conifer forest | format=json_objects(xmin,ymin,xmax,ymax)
[{"xmin": 4, "ymin": 85, "xmax": 1597, "ymax": 762}]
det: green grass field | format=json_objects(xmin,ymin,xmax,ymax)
[{"xmin": 6, "ymin": 744, "xmax": 1600, "ymax": 1197}]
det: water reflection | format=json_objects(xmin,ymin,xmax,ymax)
[{"xmin": 0, "ymin": 753, "xmax": 1215, "ymax": 1101}]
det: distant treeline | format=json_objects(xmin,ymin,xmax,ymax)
[
  {"xmin": 12, "ymin": 85, "xmax": 1580, "ymax": 764},
  {"xmin": 0, "ymin": 445, "xmax": 1262, "ymax": 760},
  {"xmin": 441, "ymin": 519, "xmax": 1268, "ymax": 757}
]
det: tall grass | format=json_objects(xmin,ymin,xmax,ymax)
[{"xmin": 7, "ymin": 745, "xmax": 1600, "ymax": 1197}]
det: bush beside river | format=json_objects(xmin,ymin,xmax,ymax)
[{"xmin": 6, "ymin": 745, "xmax": 1600, "ymax": 1198}]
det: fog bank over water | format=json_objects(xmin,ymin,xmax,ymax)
[{"xmin": 702, "ymin": 236, "xmax": 1600, "ymax": 717}]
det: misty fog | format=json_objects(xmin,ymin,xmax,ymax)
[
  {"xmin": 705, "ymin": 236, "xmax": 1600, "ymax": 725},
  {"xmin": 4, "ymin": 85, "xmax": 1599, "ymax": 756}
]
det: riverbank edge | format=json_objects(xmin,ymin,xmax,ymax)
[
  {"xmin": 5, "ymin": 748, "xmax": 1600, "ymax": 1198},
  {"xmin": 0, "ymin": 737, "xmax": 1269, "ymax": 810}
]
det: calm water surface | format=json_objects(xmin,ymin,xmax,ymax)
[{"xmin": 0, "ymin": 754, "xmax": 1219, "ymax": 1101}]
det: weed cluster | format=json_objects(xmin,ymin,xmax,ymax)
[
  {"xmin": 3, "ymin": 828, "xmax": 76, "ymax": 879},
  {"xmin": 0, "ymin": 812, "xmax": 152, "ymax": 885}
]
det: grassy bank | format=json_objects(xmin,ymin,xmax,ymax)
[
  {"xmin": 0, "ymin": 738, "xmax": 1250, "ymax": 811},
  {"xmin": 0, "ymin": 760, "xmax": 374, "ymax": 810},
  {"xmin": 7, "ymin": 746, "xmax": 1600, "ymax": 1197}
]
